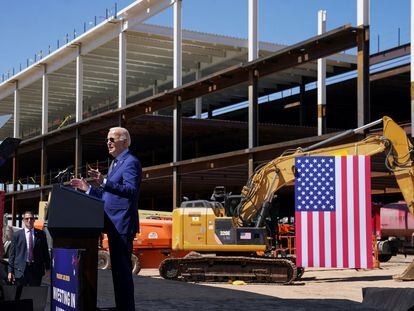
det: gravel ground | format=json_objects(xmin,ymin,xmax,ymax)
[
  {"xmin": 129, "ymin": 254, "xmax": 414, "ymax": 310},
  {"xmin": 41, "ymin": 255, "xmax": 414, "ymax": 310}
]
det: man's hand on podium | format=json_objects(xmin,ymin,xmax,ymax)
[{"xmin": 70, "ymin": 178, "xmax": 89, "ymax": 192}]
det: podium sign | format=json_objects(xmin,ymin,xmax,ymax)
[
  {"xmin": 48, "ymin": 185, "xmax": 104, "ymax": 310},
  {"xmin": 51, "ymin": 248, "xmax": 81, "ymax": 311}
]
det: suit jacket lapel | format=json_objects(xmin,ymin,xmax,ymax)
[
  {"xmin": 21, "ymin": 229, "xmax": 27, "ymax": 259},
  {"xmin": 107, "ymin": 151, "xmax": 129, "ymax": 179}
]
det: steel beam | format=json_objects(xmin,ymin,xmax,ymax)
[{"xmin": 317, "ymin": 10, "xmax": 327, "ymax": 135}]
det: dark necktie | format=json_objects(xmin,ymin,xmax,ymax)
[
  {"xmin": 28, "ymin": 230, "xmax": 33, "ymax": 262},
  {"xmin": 108, "ymin": 159, "xmax": 118, "ymax": 174}
]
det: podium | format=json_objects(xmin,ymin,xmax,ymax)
[{"xmin": 47, "ymin": 185, "xmax": 104, "ymax": 310}]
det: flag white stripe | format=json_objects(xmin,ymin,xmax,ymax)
[
  {"xmin": 301, "ymin": 211, "xmax": 308, "ymax": 267},
  {"xmin": 347, "ymin": 156, "xmax": 355, "ymax": 268},
  {"xmin": 335, "ymin": 156, "xmax": 343, "ymax": 268},
  {"xmin": 313, "ymin": 212, "xmax": 319, "ymax": 267},
  {"xmin": 324, "ymin": 211, "xmax": 331, "ymax": 267},
  {"xmin": 359, "ymin": 156, "xmax": 368, "ymax": 268}
]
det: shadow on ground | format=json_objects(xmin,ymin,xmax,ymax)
[{"xmin": 91, "ymin": 270, "xmax": 379, "ymax": 310}]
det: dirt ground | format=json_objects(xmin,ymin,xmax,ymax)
[{"xmin": 139, "ymin": 254, "xmax": 414, "ymax": 303}]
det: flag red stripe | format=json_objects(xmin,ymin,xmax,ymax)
[
  {"xmin": 353, "ymin": 156, "xmax": 361, "ymax": 268},
  {"xmin": 295, "ymin": 211, "xmax": 302, "ymax": 267},
  {"xmin": 365, "ymin": 156, "xmax": 373, "ymax": 268},
  {"xmin": 330, "ymin": 210, "xmax": 337, "ymax": 267},
  {"xmin": 307, "ymin": 212, "xmax": 314, "ymax": 267},
  {"xmin": 319, "ymin": 211, "xmax": 325, "ymax": 267},
  {"xmin": 341, "ymin": 156, "xmax": 349, "ymax": 268}
]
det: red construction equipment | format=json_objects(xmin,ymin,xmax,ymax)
[{"xmin": 99, "ymin": 215, "xmax": 188, "ymax": 274}]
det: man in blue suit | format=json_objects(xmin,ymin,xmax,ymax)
[{"xmin": 70, "ymin": 127, "xmax": 141, "ymax": 311}]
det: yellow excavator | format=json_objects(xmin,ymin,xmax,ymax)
[{"xmin": 159, "ymin": 116, "xmax": 414, "ymax": 283}]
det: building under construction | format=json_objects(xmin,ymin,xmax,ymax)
[{"xmin": 0, "ymin": 0, "xmax": 411, "ymax": 225}]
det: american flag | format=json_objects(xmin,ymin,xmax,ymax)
[{"xmin": 294, "ymin": 156, "xmax": 373, "ymax": 269}]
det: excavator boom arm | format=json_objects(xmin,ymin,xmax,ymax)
[{"xmin": 235, "ymin": 117, "xmax": 414, "ymax": 227}]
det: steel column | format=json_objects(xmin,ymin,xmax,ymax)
[
  {"xmin": 76, "ymin": 47, "xmax": 84, "ymax": 122},
  {"xmin": 173, "ymin": 98, "xmax": 182, "ymax": 161},
  {"xmin": 248, "ymin": 0, "xmax": 258, "ymax": 61},
  {"xmin": 42, "ymin": 65, "xmax": 48, "ymax": 135},
  {"xmin": 248, "ymin": 0, "xmax": 258, "ymax": 177},
  {"xmin": 299, "ymin": 77, "xmax": 306, "ymax": 126},
  {"xmin": 357, "ymin": 0, "xmax": 370, "ymax": 127},
  {"xmin": 195, "ymin": 63, "xmax": 202, "ymax": 118},
  {"xmin": 248, "ymin": 69, "xmax": 258, "ymax": 177},
  {"xmin": 173, "ymin": 0, "xmax": 182, "ymax": 88},
  {"xmin": 317, "ymin": 10, "xmax": 327, "ymax": 135},
  {"xmin": 173, "ymin": 0, "xmax": 182, "ymax": 209},
  {"xmin": 119, "ymin": 30, "xmax": 127, "ymax": 108},
  {"xmin": 173, "ymin": 96, "xmax": 182, "ymax": 208},
  {"xmin": 75, "ymin": 128, "xmax": 82, "ymax": 177},
  {"xmin": 13, "ymin": 83, "xmax": 20, "ymax": 138},
  {"xmin": 152, "ymin": 80, "xmax": 159, "ymax": 115},
  {"xmin": 11, "ymin": 153, "xmax": 17, "ymax": 225},
  {"xmin": 40, "ymin": 139, "xmax": 47, "ymax": 187}
]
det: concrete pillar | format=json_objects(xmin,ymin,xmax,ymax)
[
  {"xmin": 119, "ymin": 31, "xmax": 127, "ymax": 108},
  {"xmin": 317, "ymin": 10, "xmax": 327, "ymax": 135},
  {"xmin": 42, "ymin": 66, "xmax": 48, "ymax": 135},
  {"xmin": 13, "ymin": 83, "xmax": 20, "ymax": 138}
]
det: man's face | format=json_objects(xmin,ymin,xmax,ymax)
[
  {"xmin": 23, "ymin": 213, "xmax": 35, "ymax": 230},
  {"xmin": 107, "ymin": 130, "xmax": 128, "ymax": 158}
]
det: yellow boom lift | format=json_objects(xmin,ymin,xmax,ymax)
[{"xmin": 159, "ymin": 117, "xmax": 414, "ymax": 283}]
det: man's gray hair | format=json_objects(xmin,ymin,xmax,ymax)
[{"xmin": 109, "ymin": 127, "xmax": 131, "ymax": 146}]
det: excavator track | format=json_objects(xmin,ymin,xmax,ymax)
[{"xmin": 159, "ymin": 256, "xmax": 297, "ymax": 284}]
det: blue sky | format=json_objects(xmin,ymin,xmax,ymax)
[{"xmin": 0, "ymin": 0, "xmax": 410, "ymax": 76}]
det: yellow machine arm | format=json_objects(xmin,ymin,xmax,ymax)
[{"xmin": 235, "ymin": 116, "xmax": 414, "ymax": 227}]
